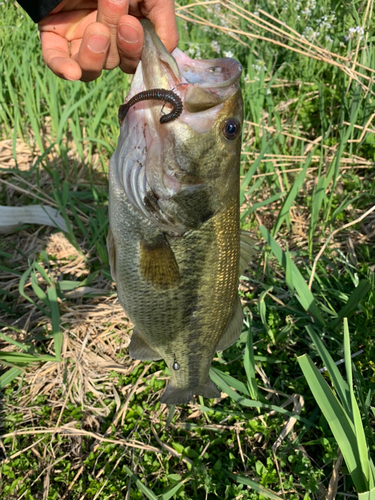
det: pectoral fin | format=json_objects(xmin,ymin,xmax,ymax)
[
  {"xmin": 107, "ymin": 227, "xmax": 117, "ymax": 282},
  {"xmin": 239, "ymin": 230, "xmax": 258, "ymax": 276},
  {"xmin": 139, "ymin": 233, "xmax": 179, "ymax": 290},
  {"xmin": 216, "ymin": 297, "xmax": 243, "ymax": 352},
  {"xmin": 129, "ymin": 328, "xmax": 162, "ymax": 360}
]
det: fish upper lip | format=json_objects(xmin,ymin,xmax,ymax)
[
  {"xmin": 171, "ymin": 49, "xmax": 242, "ymax": 90},
  {"xmin": 140, "ymin": 19, "xmax": 242, "ymax": 97}
]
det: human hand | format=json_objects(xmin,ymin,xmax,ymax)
[{"xmin": 38, "ymin": 0, "xmax": 178, "ymax": 82}]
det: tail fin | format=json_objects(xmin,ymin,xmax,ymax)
[{"xmin": 160, "ymin": 378, "xmax": 220, "ymax": 405}]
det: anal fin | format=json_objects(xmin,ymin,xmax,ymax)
[
  {"xmin": 216, "ymin": 297, "xmax": 243, "ymax": 352},
  {"xmin": 140, "ymin": 233, "xmax": 179, "ymax": 290},
  {"xmin": 129, "ymin": 328, "xmax": 162, "ymax": 361},
  {"xmin": 239, "ymin": 230, "xmax": 258, "ymax": 276},
  {"xmin": 160, "ymin": 384, "xmax": 193, "ymax": 405}
]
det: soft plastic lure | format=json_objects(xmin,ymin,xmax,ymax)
[{"xmin": 118, "ymin": 89, "xmax": 183, "ymax": 125}]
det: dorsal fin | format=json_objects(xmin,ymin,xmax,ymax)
[
  {"xmin": 239, "ymin": 230, "xmax": 258, "ymax": 276},
  {"xmin": 216, "ymin": 297, "xmax": 243, "ymax": 352}
]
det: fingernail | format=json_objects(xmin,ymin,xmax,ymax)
[
  {"xmin": 119, "ymin": 23, "xmax": 140, "ymax": 44},
  {"xmin": 88, "ymin": 33, "xmax": 110, "ymax": 53}
]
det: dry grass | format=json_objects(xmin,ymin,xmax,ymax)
[{"xmin": 176, "ymin": 0, "xmax": 375, "ymax": 94}]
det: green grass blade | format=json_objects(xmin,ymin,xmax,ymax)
[
  {"xmin": 161, "ymin": 478, "xmax": 189, "ymax": 500},
  {"xmin": 240, "ymin": 134, "xmax": 270, "ymax": 205},
  {"xmin": 305, "ymin": 325, "xmax": 351, "ymax": 417},
  {"xmin": 0, "ymin": 332, "xmax": 31, "ymax": 352},
  {"xmin": 328, "ymin": 193, "xmax": 363, "ymax": 225},
  {"xmin": 358, "ymin": 487, "xmax": 375, "ymax": 500},
  {"xmin": 0, "ymin": 352, "xmax": 56, "ymax": 365},
  {"xmin": 258, "ymin": 286, "xmax": 274, "ymax": 342},
  {"xmin": 58, "ymin": 280, "xmax": 82, "ymax": 291},
  {"xmin": 344, "ymin": 319, "xmax": 373, "ymax": 488},
  {"xmin": 241, "ymin": 192, "xmax": 285, "ymax": 221},
  {"xmin": 260, "ymin": 226, "xmax": 325, "ymax": 325},
  {"xmin": 285, "ymin": 246, "xmax": 293, "ymax": 296},
  {"xmin": 351, "ymin": 388, "xmax": 373, "ymax": 488},
  {"xmin": 123, "ymin": 465, "xmax": 159, "ymax": 500},
  {"xmin": 308, "ymin": 174, "xmax": 328, "ymax": 251},
  {"xmin": 344, "ymin": 318, "xmax": 353, "ymax": 394},
  {"xmin": 0, "ymin": 367, "xmax": 22, "ymax": 389},
  {"xmin": 329, "ymin": 280, "xmax": 372, "ymax": 328},
  {"xmin": 272, "ymin": 153, "xmax": 312, "ymax": 236},
  {"xmin": 47, "ymin": 285, "xmax": 62, "ymax": 362},
  {"xmin": 325, "ymin": 85, "xmax": 361, "ymax": 223},
  {"xmin": 56, "ymin": 72, "xmax": 117, "ymax": 143},
  {"xmin": 19, "ymin": 265, "xmax": 49, "ymax": 316},
  {"xmin": 298, "ymin": 354, "xmax": 367, "ymax": 492},
  {"xmin": 30, "ymin": 270, "xmax": 48, "ymax": 303},
  {"xmin": 225, "ymin": 470, "xmax": 282, "ymax": 499},
  {"xmin": 33, "ymin": 260, "xmax": 53, "ymax": 286},
  {"xmin": 212, "ymin": 367, "xmax": 250, "ymax": 395},
  {"xmin": 210, "ymin": 367, "xmax": 311, "ymax": 424},
  {"xmin": 244, "ymin": 325, "xmax": 258, "ymax": 400}
]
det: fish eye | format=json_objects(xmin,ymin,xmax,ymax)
[{"xmin": 223, "ymin": 119, "xmax": 241, "ymax": 140}]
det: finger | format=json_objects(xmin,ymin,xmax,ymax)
[
  {"xmin": 73, "ymin": 22, "xmax": 111, "ymax": 82},
  {"xmin": 132, "ymin": 0, "xmax": 179, "ymax": 53},
  {"xmin": 39, "ymin": 10, "xmax": 97, "ymax": 40},
  {"xmin": 117, "ymin": 15, "xmax": 143, "ymax": 74},
  {"xmin": 40, "ymin": 31, "xmax": 82, "ymax": 81},
  {"xmin": 97, "ymin": 0, "xmax": 129, "ymax": 70}
]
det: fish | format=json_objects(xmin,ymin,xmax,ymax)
[{"xmin": 107, "ymin": 20, "xmax": 254, "ymax": 405}]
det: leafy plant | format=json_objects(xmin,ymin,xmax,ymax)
[{"xmin": 299, "ymin": 320, "xmax": 375, "ymax": 498}]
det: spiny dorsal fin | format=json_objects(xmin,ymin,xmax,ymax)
[
  {"xmin": 139, "ymin": 233, "xmax": 179, "ymax": 290},
  {"xmin": 216, "ymin": 297, "xmax": 243, "ymax": 352},
  {"xmin": 239, "ymin": 230, "xmax": 258, "ymax": 276},
  {"xmin": 107, "ymin": 227, "xmax": 117, "ymax": 282}
]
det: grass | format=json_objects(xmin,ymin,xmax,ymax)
[{"xmin": 0, "ymin": 0, "xmax": 375, "ymax": 498}]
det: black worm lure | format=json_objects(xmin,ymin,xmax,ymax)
[{"xmin": 118, "ymin": 89, "xmax": 183, "ymax": 126}]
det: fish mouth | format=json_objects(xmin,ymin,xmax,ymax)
[
  {"xmin": 114, "ymin": 20, "xmax": 242, "ymax": 234},
  {"xmin": 132, "ymin": 20, "xmax": 242, "ymax": 118}
]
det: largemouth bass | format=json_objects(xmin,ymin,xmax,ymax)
[{"xmin": 108, "ymin": 20, "xmax": 253, "ymax": 404}]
